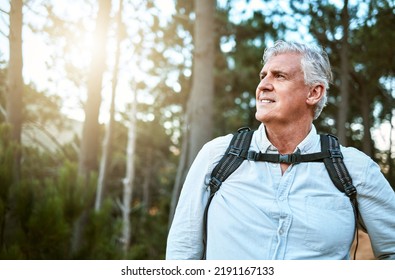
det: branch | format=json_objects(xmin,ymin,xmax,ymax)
[
  {"xmin": 24, "ymin": 121, "xmax": 73, "ymax": 159},
  {"xmin": 0, "ymin": 28, "xmax": 8, "ymax": 38},
  {"xmin": 0, "ymin": 104, "xmax": 6, "ymax": 118},
  {"xmin": 0, "ymin": 8, "xmax": 8, "ymax": 15}
]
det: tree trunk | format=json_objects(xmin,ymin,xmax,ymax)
[
  {"xmin": 72, "ymin": 0, "xmax": 111, "ymax": 255},
  {"xmin": 336, "ymin": 0, "xmax": 350, "ymax": 145},
  {"xmin": 1, "ymin": 0, "xmax": 23, "ymax": 250},
  {"xmin": 6, "ymin": 0, "xmax": 23, "ymax": 183},
  {"xmin": 360, "ymin": 87, "xmax": 373, "ymax": 156},
  {"xmin": 95, "ymin": 0, "xmax": 123, "ymax": 212},
  {"xmin": 187, "ymin": 0, "xmax": 215, "ymax": 165},
  {"xmin": 142, "ymin": 149, "xmax": 152, "ymax": 214},
  {"xmin": 78, "ymin": 0, "xmax": 111, "ymax": 181},
  {"xmin": 388, "ymin": 108, "xmax": 394, "ymax": 187},
  {"xmin": 169, "ymin": 0, "xmax": 216, "ymax": 225},
  {"xmin": 121, "ymin": 87, "xmax": 137, "ymax": 256},
  {"xmin": 169, "ymin": 118, "xmax": 189, "ymax": 227}
]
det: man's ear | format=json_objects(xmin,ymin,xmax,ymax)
[{"xmin": 306, "ymin": 84, "xmax": 325, "ymax": 106}]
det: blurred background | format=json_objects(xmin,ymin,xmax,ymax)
[{"xmin": 0, "ymin": 0, "xmax": 394, "ymax": 259}]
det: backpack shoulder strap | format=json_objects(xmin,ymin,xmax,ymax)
[
  {"xmin": 320, "ymin": 134, "xmax": 366, "ymax": 259},
  {"xmin": 202, "ymin": 127, "xmax": 254, "ymax": 259},
  {"xmin": 208, "ymin": 127, "xmax": 254, "ymax": 195},
  {"xmin": 320, "ymin": 134, "xmax": 357, "ymax": 199}
]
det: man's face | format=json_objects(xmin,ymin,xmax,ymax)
[{"xmin": 255, "ymin": 53, "xmax": 312, "ymax": 126}]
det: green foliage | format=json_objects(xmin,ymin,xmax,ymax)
[
  {"xmin": 74, "ymin": 199, "xmax": 123, "ymax": 260},
  {"xmin": 0, "ymin": 125, "xmax": 122, "ymax": 259},
  {"xmin": 128, "ymin": 199, "xmax": 170, "ymax": 260}
]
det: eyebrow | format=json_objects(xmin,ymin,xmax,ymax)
[{"xmin": 259, "ymin": 69, "xmax": 289, "ymax": 77}]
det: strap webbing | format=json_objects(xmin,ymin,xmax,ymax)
[
  {"xmin": 247, "ymin": 150, "xmax": 331, "ymax": 163},
  {"xmin": 321, "ymin": 134, "xmax": 361, "ymax": 259},
  {"xmin": 321, "ymin": 134, "xmax": 357, "ymax": 199},
  {"xmin": 201, "ymin": 127, "xmax": 254, "ymax": 259}
]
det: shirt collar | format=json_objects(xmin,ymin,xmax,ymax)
[{"xmin": 255, "ymin": 123, "xmax": 319, "ymax": 153}]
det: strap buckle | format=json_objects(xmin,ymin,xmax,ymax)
[
  {"xmin": 228, "ymin": 146, "xmax": 248, "ymax": 158},
  {"xmin": 228, "ymin": 146, "xmax": 243, "ymax": 157},
  {"xmin": 329, "ymin": 149, "xmax": 343, "ymax": 159},
  {"xmin": 279, "ymin": 153, "xmax": 301, "ymax": 164},
  {"xmin": 208, "ymin": 177, "xmax": 222, "ymax": 194},
  {"xmin": 247, "ymin": 151, "xmax": 258, "ymax": 161},
  {"xmin": 344, "ymin": 183, "xmax": 357, "ymax": 199}
]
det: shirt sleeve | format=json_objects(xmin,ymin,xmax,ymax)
[
  {"xmin": 166, "ymin": 135, "xmax": 231, "ymax": 260},
  {"xmin": 357, "ymin": 158, "xmax": 395, "ymax": 260}
]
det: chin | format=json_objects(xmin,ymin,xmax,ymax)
[{"xmin": 255, "ymin": 111, "xmax": 267, "ymax": 123}]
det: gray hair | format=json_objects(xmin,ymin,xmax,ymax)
[{"xmin": 263, "ymin": 40, "xmax": 333, "ymax": 119}]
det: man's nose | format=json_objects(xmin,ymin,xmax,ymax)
[{"xmin": 257, "ymin": 77, "xmax": 274, "ymax": 91}]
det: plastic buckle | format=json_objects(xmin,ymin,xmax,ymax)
[
  {"xmin": 228, "ymin": 146, "xmax": 242, "ymax": 157},
  {"xmin": 247, "ymin": 151, "xmax": 258, "ymax": 161},
  {"xmin": 329, "ymin": 149, "xmax": 343, "ymax": 159},
  {"xmin": 344, "ymin": 183, "xmax": 357, "ymax": 199},
  {"xmin": 279, "ymin": 154, "xmax": 291, "ymax": 163},
  {"xmin": 279, "ymin": 153, "xmax": 300, "ymax": 164},
  {"xmin": 208, "ymin": 177, "xmax": 222, "ymax": 194},
  {"xmin": 237, "ymin": 127, "xmax": 251, "ymax": 133}
]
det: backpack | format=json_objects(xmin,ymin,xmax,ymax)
[{"xmin": 202, "ymin": 127, "xmax": 361, "ymax": 259}]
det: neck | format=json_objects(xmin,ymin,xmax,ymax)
[{"xmin": 264, "ymin": 122, "xmax": 312, "ymax": 154}]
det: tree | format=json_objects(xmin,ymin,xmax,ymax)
[
  {"xmin": 95, "ymin": 0, "xmax": 124, "ymax": 212},
  {"xmin": 78, "ymin": 0, "xmax": 112, "ymax": 181},
  {"xmin": 1, "ymin": 0, "xmax": 23, "ymax": 254},
  {"xmin": 73, "ymin": 0, "xmax": 112, "ymax": 255},
  {"xmin": 5, "ymin": 0, "xmax": 23, "ymax": 183},
  {"xmin": 336, "ymin": 0, "xmax": 350, "ymax": 145},
  {"xmin": 169, "ymin": 0, "xmax": 216, "ymax": 224}
]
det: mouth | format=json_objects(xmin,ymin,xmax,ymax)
[{"xmin": 258, "ymin": 97, "xmax": 275, "ymax": 104}]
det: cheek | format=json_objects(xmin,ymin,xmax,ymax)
[{"xmin": 255, "ymin": 85, "xmax": 261, "ymax": 97}]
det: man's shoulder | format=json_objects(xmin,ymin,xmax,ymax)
[
  {"xmin": 339, "ymin": 145, "xmax": 379, "ymax": 184},
  {"xmin": 340, "ymin": 145, "xmax": 372, "ymax": 163},
  {"xmin": 202, "ymin": 133, "xmax": 234, "ymax": 154}
]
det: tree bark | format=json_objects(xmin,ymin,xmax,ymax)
[
  {"xmin": 72, "ymin": 0, "xmax": 111, "ymax": 255},
  {"xmin": 360, "ymin": 87, "xmax": 373, "ymax": 156},
  {"xmin": 187, "ymin": 0, "xmax": 215, "ymax": 166},
  {"xmin": 95, "ymin": 0, "xmax": 123, "ymax": 212},
  {"xmin": 336, "ymin": 0, "xmax": 350, "ymax": 145},
  {"xmin": 6, "ymin": 0, "xmax": 23, "ymax": 183},
  {"xmin": 142, "ymin": 149, "xmax": 152, "ymax": 214},
  {"xmin": 1, "ymin": 0, "xmax": 23, "ymax": 250},
  {"xmin": 169, "ymin": 117, "xmax": 189, "ymax": 227},
  {"xmin": 388, "ymin": 108, "xmax": 394, "ymax": 188},
  {"xmin": 121, "ymin": 87, "xmax": 137, "ymax": 256},
  {"xmin": 78, "ymin": 0, "xmax": 111, "ymax": 181}
]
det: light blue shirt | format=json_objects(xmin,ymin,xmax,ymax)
[{"xmin": 166, "ymin": 124, "xmax": 395, "ymax": 260}]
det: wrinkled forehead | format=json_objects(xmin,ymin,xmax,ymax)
[{"xmin": 262, "ymin": 52, "xmax": 303, "ymax": 72}]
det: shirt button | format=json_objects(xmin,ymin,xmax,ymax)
[
  {"xmin": 279, "ymin": 229, "xmax": 284, "ymax": 235},
  {"xmin": 279, "ymin": 196, "xmax": 285, "ymax": 201}
]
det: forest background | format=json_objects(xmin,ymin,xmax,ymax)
[{"xmin": 0, "ymin": 0, "xmax": 394, "ymax": 260}]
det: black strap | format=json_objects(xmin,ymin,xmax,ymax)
[
  {"xmin": 208, "ymin": 127, "xmax": 254, "ymax": 194},
  {"xmin": 321, "ymin": 134, "xmax": 357, "ymax": 199},
  {"xmin": 247, "ymin": 150, "xmax": 331, "ymax": 163},
  {"xmin": 320, "ymin": 134, "xmax": 361, "ymax": 259},
  {"xmin": 201, "ymin": 127, "xmax": 254, "ymax": 259}
]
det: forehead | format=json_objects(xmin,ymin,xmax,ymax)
[{"xmin": 261, "ymin": 53, "xmax": 303, "ymax": 73}]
